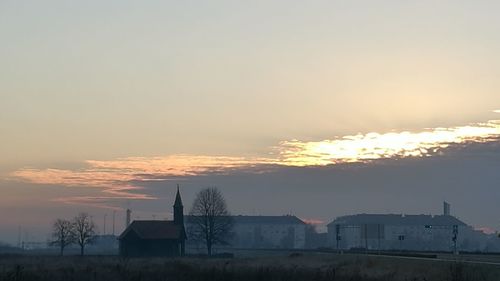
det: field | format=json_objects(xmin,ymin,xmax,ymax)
[{"xmin": 1, "ymin": 252, "xmax": 499, "ymax": 281}]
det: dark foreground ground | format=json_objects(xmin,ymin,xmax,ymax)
[{"xmin": 0, "ymin": 253, "xmax": 499, "ymax": 281}]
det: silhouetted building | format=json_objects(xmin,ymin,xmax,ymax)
[
  {"xmin": 118, "ymin": 186, "xmax": 186, "ymax": 257},
  {"xmin": 327, "ymin": 213, "xmax": 474, "ymax": 251},
  {"xmin": 186, "ymin": 215, "xmax": 306, "ymax": 252},
  {"xmin": 231, "ymin": 215, "xmax": 306, "ymax": 249}
]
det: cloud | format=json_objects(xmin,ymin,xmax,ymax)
[
  {"xmin": 11, "ymin": 168, "xmax": 153, "ymax": 199},
  {"xmin": 475, "ymin": 227, "xmax": 496, "ymax": 235},
  {"xmin": 51, "ymin": 196, "xmax": 127, "ymax": 210},
  {"xmin": 10, "ymin": 117, "xmax": 500, "ymax": 208},
  {"xmin": 276, "ymin": 119, "xmax": 500, "ymax": 166},
  {"xmin": 9, "ymin": 156, "xmax": 276, "ymax": 207}
]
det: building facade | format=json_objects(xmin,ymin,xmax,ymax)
[
  {"xmin": 229, "ymin": 215, "xmax": 307, "ymax": 249},
  {"xmin": 186, "ymin": 215, "xmax": 306, "ymax": 252},
  {"xmin": 327, "ymin": 213, "xmax": 474, "ymax": 252}
]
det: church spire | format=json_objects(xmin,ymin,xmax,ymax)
[
  {"xmin": 173, "ymin": 184, "xmax": 186, "ymax": 256},
  {"xmin": 174, "ymin": 184, "xmax": 183, "ymax": 207},
  {"xmin": 173, "ymin": 184, "xmax": 184, "ymax": 226}
]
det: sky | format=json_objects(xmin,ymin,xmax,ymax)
[{"xmin": 1, "ymin": 1, "xmax": 500, "ymax": 244}]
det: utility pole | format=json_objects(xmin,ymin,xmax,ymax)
[
  {"xmin": 335, "ymin": 225, "xmax": 341, "ymax": 253},
  {"xmin": 452, "ymin": 225, "xmax": 458, "ymax": 255},
  {"xmin": 112, "ymin": 210, "xmax": 116, "ymax": 236},
  {"xmin": 103, "ymin": 214, "xmax": 107, "ymax": 235},
  {"xmin": 17, "ymin": 226, "xmax": 22, "ymax": 248},
  {"xmin": 334, "ymin": 224, "xmax": 360, "ymax": 254},
  {"xmin": 377, "ymin": 224, "xmax": 381, "ymax": 254},
  {"xmin": 364, "ymin": 224, "xmax": 368, "ymax": 253}
]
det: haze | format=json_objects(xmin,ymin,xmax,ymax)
[{"xmin": 1, "ymin": 1, "xmax": 499, "ymax": 244}]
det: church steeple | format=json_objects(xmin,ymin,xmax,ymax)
[
  {"xmin": 173, "ymin": 184, "xmax": 184, "ymax": 226},
  {"xmin": 173, "ymin": 184, "xmax": 186, "ymax": 256}
]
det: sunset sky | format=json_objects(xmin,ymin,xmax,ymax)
[{"xmin": 1, "ymin": 1, "xmax": 500, "ymax": 244}]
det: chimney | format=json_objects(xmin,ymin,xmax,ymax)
[
  {"xmin": 126, "ymin": 209, "xmax": 132, "ymax": 227},
  {"xmin": 443, "ymin": 201, "xmax": 450, "ymax": 216}
]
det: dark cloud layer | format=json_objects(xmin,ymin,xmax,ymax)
[
  {"xmin": 2, "ymin": 139, "xmax": 499, "ymax": 244},
  {"xmin": 137, "ymin": 140, "xmax": 500, "ymax": 231}
]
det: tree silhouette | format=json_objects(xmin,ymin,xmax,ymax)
[
  {"xmin": 188, "ymin": 187, "xmax": 233, "ymax": 256},
  {"xmin": 72, "ymin": 213, "xmax": 96, "ymax": 256},
  {"xmin": 50, "ymin": 219, "xmax": 74, "ymax": 256}
]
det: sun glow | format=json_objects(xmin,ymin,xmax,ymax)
[{"xmin": 277, "ymin": 120, "xmax": 500, "ymax": 166}]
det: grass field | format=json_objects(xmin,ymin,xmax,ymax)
[{"xmin": 0, "ymin": 252, "xmax": 499, "ymax": 281}]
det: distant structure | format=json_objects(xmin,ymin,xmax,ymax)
[
  {"xmin": 126, "ymin": 209, "xmax": 131, "ymax": 227},
  {"xmin": 118, "ymin": 186, "xmax": 186, "ymax": 257},
  {"xmin": 443, "ymin": 201, "xmax": 450, "ymax": 216},
  {"xmin": 325, "ymin": 202, "xmax": 498, "ymax": 252},
  {"xmin": 327, "ymin": 213, "xmax": 467, "ymax": 251},
  {"xmin": 230, "ymin": 215, "xmax": 306, "ymax": 249},
  {"xmin": 186, "ymin": 215, "xmax": 306, "ymax": 252},
  {"xmin": 88, "ymin": 234, "xmax": 119, "ymax": 254}
]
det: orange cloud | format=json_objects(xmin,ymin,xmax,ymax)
[
  {"xmin": 301, "ymin": 218, "xmax": 325, "ymax": 225},
  {"xmin": 475, "ymin": 227, "xmax": 496, "ymax": 235},
  {"xmin": 10, "ymin": 155, "xmax": 276, "ymax": 207}
]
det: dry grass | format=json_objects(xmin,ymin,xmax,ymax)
[{"xmin": 0, "ymin": 253, "xmax": 498, "ymax": 281}]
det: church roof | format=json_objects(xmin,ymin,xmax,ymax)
[
  {"xmin": 327, "ymin": 214, "xmax": 467, "ymax": 227},
  {"xmin": 119, "ymin": 221, "xmax": 185, "ymax": 240}
]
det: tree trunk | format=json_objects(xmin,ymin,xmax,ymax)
[
  {"xmin": 80, "ymin": 244, "xmax": 84, "ymax": 256},
  {"xmin": 207, "ymin": 241, "xmax": 212, "ymax": 256},
  {"xmin": 60, "ymin": 244, "xmax": 64, "ymax": 256}
]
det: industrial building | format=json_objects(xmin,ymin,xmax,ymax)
[{"xmin": 326, "ymin": 202, "xmax": 488, "ymax": 252}]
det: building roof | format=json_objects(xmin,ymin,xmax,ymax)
[
  {"xmin": 119, "ymin": 221, "xmax": 185, "ymax": 240},
  {"xmin": 327, "ymin": 214, "xmax": 467, "ymax": 227},
  {"xmin": 186, "ymin": 215, "xmax": 305, "ymax": 225},
  {"xmin": 232, "ymin": 215, "xmax": 306, "ymax": 225}
]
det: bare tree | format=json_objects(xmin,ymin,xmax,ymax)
[
  {"xmin": 188, "ymin": 187, "xmax": 233, "ymax": 256},
  {"xmin": 72, "ymin": 213, "xmax": 96, "ymax": 256},
  {"xmin": 50, "ymin": 219, "xmax": 74, "ymax": 256}
]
